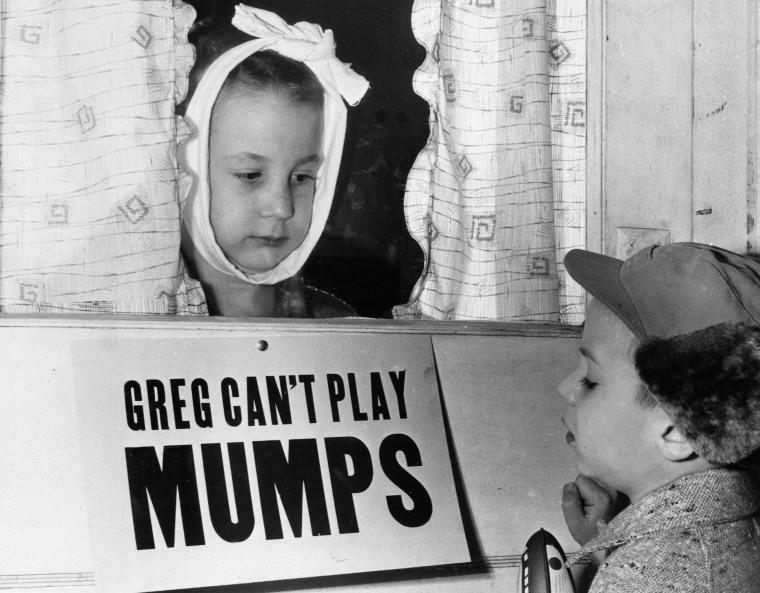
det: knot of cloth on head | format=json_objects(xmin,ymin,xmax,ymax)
[
  {"xmin": 179, "ymin": 4, "xmax": 369, "ymax": 285},
  {"xmin": 232, "ymin": 5, "xmax": 369, "ymax": 105}
]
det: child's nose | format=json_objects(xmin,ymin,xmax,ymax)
[{"xmin": 259, "ymin": 180, "xmax": 294, "ymax": 219}]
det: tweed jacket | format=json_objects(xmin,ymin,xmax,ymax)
[{"xmin": 567, "ymin": 468, "xmax": 760, "ymax": 592}]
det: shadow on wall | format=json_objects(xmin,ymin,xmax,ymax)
[{"xmin": 184, "ymin": 0, "xmax": 428, "ymax": 318}]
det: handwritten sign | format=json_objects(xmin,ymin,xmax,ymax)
[{"xmin": 72, "ymin": 334, "xmax": 468, "ymax": 592}]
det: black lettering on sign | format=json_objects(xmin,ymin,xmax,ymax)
[
  {"xmin": 221, "ymin": 377, "xmax": 241, "ymax": 427},
  {"xmin": 124, "ymin": 445, "xmax": 205, "ymax": 550},
  {"xmin": 246, "ymin": 377, "xmax": 266, "ymax": 426},
  {"xmin": 265, "ymin": 376, "xmax": 292, "ymax": 425},
  {"xmin": 201, "ymin": 443, "xmax": 255, "ymax": 543},
  {"xmin": 192, "ymin": 378, "xmax": 213, "ymax": 428},
  {"xmin": 327, "ymin": 374, "xmax": 345, "ymax": 422},
  {"xmin": 124, "ymin": 380, "xmax": 145, "ymax": 431},
  {"xmin": 380, "ymin": 434, "xmax": 432, "ymax": 527},
  {"xmin": 252, "ymin": 439, "xmax": 331, "ymax": 540},
  {"xmin": 347, "ymin": 373, "xmax": 368, "ymax": 421},
  {"xmin": 389, "ymin": 371, "xmax": 408, "ymax": 419},
  {"xmin": 146, "ymin": 379, "xmax": 169, "ymax": 430},
  {"xmin": 370, "ymin": 372, "xmax": 390, "ymax": 420},
  {"xmin": 324, "ymin": 436, "xmax": 374, "ymax": 534},
  {"xmin": 298, "ymin": 374, "xmax": 317, "ymax": 423},
  {"xmin": 170, "ymin": 379, "xmax": 190, "ymax": 429}
]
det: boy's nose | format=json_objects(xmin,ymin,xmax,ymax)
[{"xmin": 556, "ymin": 372, "xmax": 579, "ymax": 403}]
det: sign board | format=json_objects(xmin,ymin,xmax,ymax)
[{"xmin": 72, "ymin": 334, "xmax": 468, "ymax": 592}]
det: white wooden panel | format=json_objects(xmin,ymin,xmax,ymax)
[
  {"xmin": 586, "ymin": 0, "xmax": 605, "ymax": 254},
  {"xmin": 597, "ymin": 0, "xmax": 759, "ymax": 255},
  {"xmin": 602, "ymin": 0, "xmax": 694, "ymax": 256},
  {"xmin": 432, "ymin": 335, "xmax": 580, "ymax": 565},
  {"xmin": 692, "ymin": 0, "xmax": 749, "ymax": 252},
  {"xmin": 748, "ymin": 0, "xmax": 760, "ymax": 254}
]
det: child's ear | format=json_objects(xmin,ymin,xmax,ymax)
[{"xmin": 658, "ymin": 424, "xmax": 697, "ymax": 462}]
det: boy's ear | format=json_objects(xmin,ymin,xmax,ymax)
[{"xmin": 658, "ymin": 424, "xmax": 698, "ymax": 462}]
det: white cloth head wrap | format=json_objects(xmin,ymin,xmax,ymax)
[{"xmin": 179, "ymin": 4, "xmax": 369, "ymax": 284}]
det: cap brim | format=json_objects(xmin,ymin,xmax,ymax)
[{"xmin": 564, "ymin": 249, "xmax": 646, "ymax": 339}]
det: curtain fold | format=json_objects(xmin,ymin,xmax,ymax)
[
  {"xmin": 395, "ymin": 0, "xmax": 586, "ymax": 323},
  {"xmin": 0, "ymin": 0, "xmax": 194, "ymax": 314}
]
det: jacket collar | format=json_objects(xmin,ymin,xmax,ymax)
[{"xmin": 568, "ymin": 468, "xmax": 760, "ymax": 564}]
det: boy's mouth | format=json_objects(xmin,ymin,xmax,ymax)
[{"xmin": 561, "ymin": 417, "xmax": 575, "ymax": 444}]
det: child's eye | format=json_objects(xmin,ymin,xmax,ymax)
[
  {"xmin": 580, "ymin": 376, "xmax": 597, "ymax": 389},
  {"xmin": 235, "ymin": 172, "xmax": 261, "ymax": 182},
  {"xmin": 292, "ymin": 172, "xmax": 316, "ymax": 184}
]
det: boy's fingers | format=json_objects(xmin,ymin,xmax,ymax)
[
  {"xmin": 574, "ymin": 474, "xmax": 614, "ymax": 506},
  {"xmin": 562, "ymin": 482, "xmax": 584, "ymax": 519},
  {"xmin": 562, "ymin": 482, "xmax": 598, "ymax": 546}
]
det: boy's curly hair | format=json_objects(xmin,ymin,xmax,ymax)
[
  {"xmin": 177, "ymin": 21, "xmax": 325, "ymax": 116},
  {"xmin": 635, "ymin": 322, "xmax": 760, "ymax": 466}
]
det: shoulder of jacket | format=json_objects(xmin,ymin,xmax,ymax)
[{"xmin": 591, "ymin": 533, "xmax": 708, "ymax": 593}]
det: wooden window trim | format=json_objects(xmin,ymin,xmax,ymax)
[{"xmin": 0, "ymin": 314, "xmax": 582, "ymax": 338}]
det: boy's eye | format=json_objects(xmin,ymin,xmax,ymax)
[{"xmin": 580, "ymin": 376, "xmax": 597, "ymax": 389}]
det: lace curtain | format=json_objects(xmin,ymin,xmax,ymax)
[
  {"xmin": 0, "ymin": 0, "xmax": 194, "ymax": 313},
  {"xmin": 394, "ymin": 0, "xmax": 586, "ymax": 323}
]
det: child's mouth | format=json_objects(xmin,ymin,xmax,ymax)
[{"xmin": 251, "ymin": 236, "xmax": 286, "ymax": 247}]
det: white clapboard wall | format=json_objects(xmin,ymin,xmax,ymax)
[
  {"xmin": 0, "ymin": 316, "xmax": 581, "ymax": 593},
  {"xmin": 587, "ymin": 0, "xmax": 759, "ymax": 257}
]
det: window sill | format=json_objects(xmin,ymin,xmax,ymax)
[{"xmin": 0, "ymin": 314, "xmax": 582, "ymax": 338}]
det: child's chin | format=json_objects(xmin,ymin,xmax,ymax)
[{"xmin": 234, "ymin": 257, "xmax": 282, "ymax": 276}]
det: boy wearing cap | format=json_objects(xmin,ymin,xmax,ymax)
[{"xmin": 557, "ymin": 242, "xmax": 760, "ymax": 592}]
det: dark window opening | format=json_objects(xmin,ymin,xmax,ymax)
[{"xmin": 184, "ymin": 0, "xmax": 427, "ymax": 318}]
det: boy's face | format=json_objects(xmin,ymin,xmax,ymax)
[
  {"xmin": 208, "ymin": 86, "xmax": 323, "ymax": 275},
  {"xmin": 558, "ymin": 299, "xmax": 664, "ymax": 498}
]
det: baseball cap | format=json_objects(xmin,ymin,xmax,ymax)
[{"xmin": 564, "ymin": 243, "xmax": 760, "ymax": 339}]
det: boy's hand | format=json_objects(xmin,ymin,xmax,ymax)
[{"xmin": 562, "ymin": 475, "xmax": 626, "ymax": 546}]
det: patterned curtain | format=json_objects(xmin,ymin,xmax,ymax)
[
  {"xmin": 0, "ymin": 0, "xmax": 194, "ymax": 313},
  {"xmin": 394, "ymin": 0, "xmax": 586, "ymax": 323}
]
